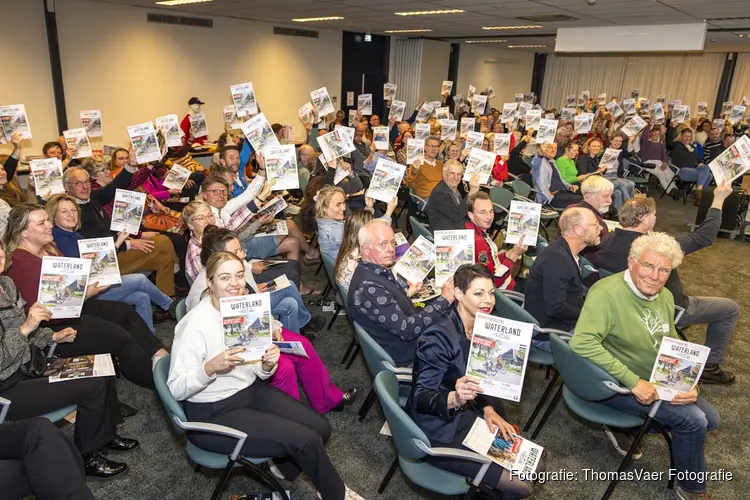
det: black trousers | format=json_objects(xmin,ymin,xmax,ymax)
[
  {"xmin": 52, "ymin": 298, "xmax": 163, "ymax": 389},
  {"xmin": 0, "ymin": 374, "xmax": 121, "ymax": 454},
  {"xmin": 184, "ymin": 381, "xmax": 345, "ymax": 500},
  {"xmin": 255, "ymin": 260, "xmax": 301, "ymax": 288},
  {"xmin": 0, "ymin": 418, "xmax": 96, "ymax": 500}
]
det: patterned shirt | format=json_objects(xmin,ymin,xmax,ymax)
[{"xmin": 186, "ymin": 237, "xmax": 202, "ymax": 282}]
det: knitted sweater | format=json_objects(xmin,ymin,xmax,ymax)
[{"xmin": 556, "ymin": 156, "xmax": 579, "ymax": 184}]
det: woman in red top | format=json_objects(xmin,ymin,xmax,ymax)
[{"xmin": 488, "ymin": 132, "xmax": 516, "ymax": 185}]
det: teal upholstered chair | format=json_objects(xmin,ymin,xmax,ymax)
[
  {"xmin": 321, "ymin": 251, "xmax": 346, "ymax": 330},
  {"xmin": 0, "ymin": 396, "xmax": 76, "ymax": 425},
  {"xmin": 522, "ymin": 233, "xmax": 549, "ymax": 273},
  {"xmin": 409, "ymin": 216, "xmax": 433, "ymax": 243},
  {"xmin": 153, "ymin": 356, "xmax": 288, "ymax": 500},
  {"xmin": 175, "ymin": 299, "xmax": 187, "ymax": 322}
]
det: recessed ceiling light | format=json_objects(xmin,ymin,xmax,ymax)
[
  {"xmin": 482, "ymin": 25, "xmax": 544, "ymax": 30},
  {"xmin": 394, "ymin": 9, "xmax": 465, "ymax": 16},
  {"xmin": 155, "ymin": 0, "xmax": 211, "ymax": 5},
  {"xmin": 384, "ymin": 29, "xmax": 433, "ymax": 33},
  {"xmin": 292, "ymin": 16, "xmax": 345, "ymax": 22},
  {"xmin": 507, "ymin": 44, "xmax": 547, "ymax": 48},
  {"xmin": 465, "ymin": 39, "xmax": 508, "ymax": 43}
]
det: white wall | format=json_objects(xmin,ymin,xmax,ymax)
[
  {"xmin": 457, "ymin": 45, "xmax": 535, "ymax": 106},
  {"xmin": 418, "ymin": 40, "xmax": 451, "ymax": 102},
  {"xmin": 53, "ymin": 0, "xmax": 343, "ymax": 147},
  {"xmin": 0, "ymin": 1, "xmax": 59, "ymax": 156}
]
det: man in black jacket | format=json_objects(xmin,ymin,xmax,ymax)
[
  {"xmin": 426, "ymin": 160, "xmax": 481, "ymax": 232},
  {"xmin": 671, "ymin": 128, "xmax": 713, "ymax": 205},
  {"xmin": 595, "ymin": 183, "xmax": 737, "ymax": 385},
  {"xmin": 524, "ymin": 206, "xmax": 601, "ymax": 350}
]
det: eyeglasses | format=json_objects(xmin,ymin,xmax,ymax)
[
  {"xmin": 635, "ymin": 257, "xmax": 671, "ymax": 277},
  {"xmin": 192, "ymin": 214, "xmax": 216, "ymax": 223},
  {"xmin": 66, "ymin": 179, "xmax": 91, "ymax": 188},
  {"xmin": 115, "ymin": 156, "xmax": 129, "ymax": 162},
  {"xmin": 204, "ymin": 189, "xmax": 228, "ymax": 196}
]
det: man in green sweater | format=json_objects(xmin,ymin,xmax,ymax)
[
  {"xmin": 570, "ymin": 231, "xmax": 719, "ymax": 500},
  {"xmin": 555, "ymin": 139, "xmax": 582, "ymax": 185}
]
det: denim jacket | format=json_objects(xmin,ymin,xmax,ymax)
[{"xmin": 317, "ymin": 217, "xmax": 345, "ymax": 261}]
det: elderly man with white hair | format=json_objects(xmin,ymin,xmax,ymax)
[
  {"xmin": 570, "ymin": 175, "xmax": 616, "ymax": 267},
  {"xmin": 571, "ymin": 231, "xmax": 720, "ymax": 500},
  {"xmin": 425, "ymin": 159, "xmax": 480, "ymax": 232},
  {"xmin": 348, "ymin": 219, "xmax": 455, "ymax": 367}
]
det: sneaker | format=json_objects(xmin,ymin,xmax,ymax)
[
  {"xmin": 605, "ymin": 430, "xmax": 643, "ymax": 460},
  {"xmin": 699, "ymin": 364, "xmax": 736, "ymax": 386},
  {"xmin": 675, "ymin": 484, "xmax": 716, "ymax": 500}
]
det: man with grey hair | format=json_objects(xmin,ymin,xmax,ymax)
[
  {"xmin": 570, "ymin": 175, "xmax": 615, "ymax": 266},
  {"xmin": 425, "ymin": 160, "xmax": 481, "ymax": 232},
  {"xmin": 348, "ymin": 219, "xmax": 455, "ymax": 366},
  {"xmin": 524, "ymin": 206, "xmax": 602, "ymax": 350},
  {"xmin": 531, "ymin": 141, "xmax": 581, "ymax": 208},
  {"xmin": 571, "ymin": 232, "xmax": 720, "ymax": 500}
]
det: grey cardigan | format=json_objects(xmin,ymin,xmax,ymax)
[{"xmin": 0, "ymin": 276, "xmax": 54, "ymax": 382}]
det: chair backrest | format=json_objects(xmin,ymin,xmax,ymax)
[
  {"xmin": 512, "ymin": 180, "xmax": 532, "ymax": 199},
  {"xmin": 374, "ymin": 371, "xmax": 431, "ymax": 461},
  {"xmin": 494, "ymin": 290, "xmax": 538, "ymax": 325},
  {"xmin": 175, "ymin": 299, "xmax": 187, "ymax": 322},
  {"xmin": 0, "ymin": 396, "xmax": 10, "ymax": 424},
  {"xmin": 186, "ymin": 273, "xmax": 194, "ymax": 288},
  {"xmin": 489, "ymin": 186, "xmax": 514, "ymax": 212},
  {"xmin": 321, "ymin": 251, "xmax": 339, "ymax": 293},
  {"xmin": 153, "ymin": 355, "xmax": 188, "ymax": 435},
  {"xmin": 409, "ymin": 216, "xmax": 433, "ymax": 243},
  {"xmin": 549, "ymin": 333, "xmax": 619, "ymax": 402},
  {"xmin": 354, "ymin": 321, "xmax": 397, "ymax": 378},
  {"xmin": 598, "ymin": 267, "xmax": 614, "ymax": 278}
]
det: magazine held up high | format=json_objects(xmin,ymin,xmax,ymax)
[
  {"xmin": 0, "ymin": 104, "xmax": 32, "ymax": 141},
  {"xmin": 29, "ymin": 158, "xmax": 64, "ymax": 196},
  {"xmin": 79, "ymin": 110, "xmax": 103, "ymax": 137},
  {"xmin": 63, "ymin": 128, "xmax": 92, "ymax": 159},
  {"xmin": 223, "ymin": 105, "xmax": 244, "ymax": 131},
  {"xmin": 37, "ymin": 256, "xmax": 91, "ymax": 319},
  {"xmin": 263, "ymin": 144, "xmax": 300, "ymax": 191},
  {"xmin": 310, "ymin": 87, "xmax": 335, "ymax": 117},
  {"xmin": 708, "ymin": 135, "xmax": 750, "ymax": 185},
  {"xmin": 368, "ymin": 158, "xmax": 406, "ymax": 203},
  {"xmin": 434, "ymin": 230, "xmax": 474, "ymax": 287},
  {"xmin": 649, "ymin": 337, "xmax": 710, "ymax": 402},
  {"xmin": 230, "ymin": 81, "xmax": 258, "ymax": 117},
  {"xmin": 393, "ymin": 235, "xmax": 436, "ymax": 285},
  {"xmin": 155, "ymin": 114, "xmax": 182, "ymax": 148},
  {"xmin": 128, "ymin": 122, "xmax": 161, "ymax": 164},
  {"xmin": 241, "ymin": 113, "xmax": 280, "ymax": 153},
  {"xmin": 220, "ymin": 293, "xmax": 273, "ymax": 362},
  {"xmin": 162, "ymin": 164, "xmax": 192, "ymax": 192},
  {"xmin": 406, "ymin": 138, "xmax": 425, "ymax": 165},
  {"xmin": 463, "ymin": 148, "xmax": 496, "ymax": 185},
  {"xmin": 110, "ymin": 189, "xmax": 147, "ymax": 234},
  {"xmin": 78, "ymin": 237, "xmax": 121, "ymax": 286}
]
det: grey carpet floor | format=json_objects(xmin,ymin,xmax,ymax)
[{"xmin": 72, "ymin": 192, "xmax": 745, "ymax": 500}]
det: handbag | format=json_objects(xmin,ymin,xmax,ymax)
[{"xmin": 20, "ymin": 345, "xmax": 48, "ymax": 378}]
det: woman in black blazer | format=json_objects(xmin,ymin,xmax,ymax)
[{"xmin": 406, "ymin": 264, "xmax": 544, "ymax": 498}]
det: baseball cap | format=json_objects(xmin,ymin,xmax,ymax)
[{"xmin": 188, "ymin": 97, "xmax": 205, "ymax": 105}]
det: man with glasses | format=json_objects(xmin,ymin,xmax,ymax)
[
  {"xmin": 404, "ymin": 135, "xmax": 444, "ymax": 201},
  {"xmin": 63, "ymin": 167, "xmax": 179, "ymax": 297},
  {"xmin": 596, "ymin": 183, "xmax": 737, "ymax": 385},
  {"xmin": 425, "ymin": 160, "xmax": 480, "ymax": 232},
  {"xmin": 571, "ymin": 232, "xmax": 721, "ymax": 500},
  {"xmin": 348, "ymin": 219, "xmax": 455, "ymax": 367},
  {"xmin": 524, "ymin": 207, "xmax": 601, "ymax": 351}
]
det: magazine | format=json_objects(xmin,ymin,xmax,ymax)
[
  {"xmin": 441, "ymin": 80, "xmax": 454, "ymax": 95},
  {"xmin": 604, "ymin": 220, "xmax": 621, "ymax": 232},
  {"xmin": 502, "ymin": 103, "xmax": 517, "ymax": 123},
  {"xmin": 223, "ymin": 105, "xmax": 243, "ymax": 131},
  {"xmin": 249, "ymin": 259, "xmax": 287, "ymax": 268},
  {"xmin": 263, "ymin": 144, "xmax": 299, "ymax": 191},
  {"xmin": 230, "ymin": 82, "xmax": 258, "ymax": 117},
  {"xmin": 651, "ymin": 103, "xmax": 665, "ymax": 124},
  {"xmin": 742, "ymin": 96, "xmax": 750, "ymax": 107},
  {"xmin": 29, "ymin": 158, "xmax": 64, "ymax": 196},
  {"xmin": 257, "ymin": 274, "xmax": 291, "ymax": 294},
  {"xmin": 598, "ymin": 148, "xmax": 621, "ymax": 176},
  {"xmin": 467, "ymin": 85, "xmax": 476, "ymax": 104},
  {"xmin": 373, "ymin": 126, "xmax": 389, "ymax": 150},
  {"xmin": 506, "ymin": 200, "xmax": 541, "ymax": 246},
  {"xmin": 462, "ymin": 417, "xmax": 544, "ymax": 473},
  {"xmin": 464, "ymin": 148, "xmax": 496, "ymax": 185},
  {"xmin": 415, "ymin": 123, "xmax": 431, "ymax": 141},
  {"xmin": 62, "ymin": 128, "xmax": 92, "ymax": 159},
  {"xmin": 0, "ymin": 104, "xmax": 32, "ymax": 140},
  {"xmin": 708, "ymin": 135, "xmax": 750, "ymax": 185},
  {"xmin": 515, "ymin": 93, "xmax": 525, "ymax": 103},
  {"xmin": 369, "ymin": 157, "xmax": 406, "ymax": 203},
  {"xmin": 697, "ymin": 102, "xmax": 709, "ymax": 117},
  {"xmin": 318, "ymin": 128, "xmax": 355, "ymax": 162},
  {"xmin": 410, "ymin": 279, "xmax": 440, "ymax": 303},
  {"xmin": 78, "ymin": 237, "xmax": 121, "ymax": 286},
  {"xmin": 355, "ymin": 94, "xmax": 372, "ymax": 116},
  {"xmin": 596, "ymin": 93, "xmax": 607, "ymax": 106},
  {"xmin": 155, "ymin": 114, "xmax": 182, "ymax": 147},
  {"xmin": 389, "ymin": 100, "xmax": 406, "ymax": 122},
  {"xmin": 574, "ymin": 113, "xmax": 594, "ymax": 134},
  {"xmin": 472, "ymin": 95, "xmax": 488, "ymax": 115},
  {"xmin": 435, "ymin": 107, "xmax": 450, "ymax": 121},
  {"xmin": 162, "ymin": 164, "xmax": 192, "ymax": 192},
  {"xmin": 395, "ymin": 231, "xmax": 410, "ymax": 259},
  {"xmin": 576, "ymin": 95, "xmax": 584, "ymax": 108},
  {"xmin": 490, "ymin": 134, "xmax": 511, "ymax": 158},
  {"xmin": 347, "ymin": 109, "xmax": 357, "ymax": 127},
  {"xmin": 525, "ymin": 109, "xmax": 541, "ymax": 130},
  {"xmin": 79, "ymin": 110, "xmax": 103, "ymax": 137},
  {"xmin": 406, "ymin": 139, "xmax": 425, "ymax": 165},
  {"xmin": 465, "ymin": 312, "xmax": 534, "ymax": 401},
  {"xmin": 622, "ymin": 98, "xmax": 636, "ymax": 115},
  {"xmin": 729, "ymin": 105, "xmax": 747, "ymax": 124},
  {"xmin": 434, "ymin": 230, "xmax": 474, "ymax": 287},
  {"xmin": 47, "ymin": 354, "xmax": 116, "ymax": 383},
  {"xmin": 721, "ymin": 101, "xmax": 733, "ymax": 116},
  {"xmin": 605, "ymin": 101, "xmax": 624, "ymax": 119},
  {"xmin": 255, "ymin": 196, "xmax": 288, "ymax": 219},
  {"xmin": 110, "ymin": 189, "xmax": 146, "ymax": 234},
  {"xmin": 560, "ymin": 108, "xmax": 576, "ymax": 121},
  {"xmin": 384, "ymin": 82, "xmax": 397, "ymax": 101},
  {"xmin": 310, "ymin": 87, "xmax": 335, "ymax": 116},
  {"xmin": 241, "ymin": 113, "xmax": 280, "ymax": 153},
  {"xmin": 668, "ymin": 100, "xmax": 682, "ymax": 114},
  {"xmin": 712, "ymin": 119, "xmax": 726, "ymax": 130},
  {"xmin": 440, "ymin": 119, "xmax": 457, "ymax": 140},
  {"xmin": 453, "ymin": 93, "xmax": 464, "ymax": 110},
  {"xmin": 460, "ymin": 117, "xmax": 475, "ymax": 138},
  {"xmin": 416, "ymin": 102, "xmax": 434, "ymax": 123},
  {"xmin": 220, "ymin": 293, "xmax": 273, "ymax": 362},
  {"xmin": 535, "ymin": 119, "xmax": 558, "ymax": 144},
  {"xmin": 465, "ymin": 131, "xmax": 484, "ymax": 152},
  {"xmin": 333, "ymin": 161, "xmax": 349, "ymax": 185},
  {"xmin": 638, "ymin": 98, "xmax": 651, "ymax": 112},
  {"xmin": 620, "ymin": 115, "xmax": 647, "ymax": 138},
  {"xmin": 565, "ymin": 95, "xmax": 576, "ymax": 107},
  {"xmin": 256, "ymin": 220, "xmax": 289, "ymax": 237},
  {"xmin": 582, "ymin": 90, "xmax": 590, "ymax": 102},
  {"xmin": 127, "ymin": 122, "xmax": 161, "ymax": 163},
  {"xmin": 656, "ymin": 94, "xmax": 666, "ymax": 105},
  {"xmin": 672, "ymin": 105, "xmax": 688, "ymax": 124},
  {"xmin": 649, "ymin": 337, "xmax": 710, "ymax": 402},
  {"xmin": 630, "ymin": 88, "xmax": 639, "ymax": 100},
  {"xmin": 273, "ymin": 340, "xmax": 308, "ymax": 358},
  {"xmin": 298, "ymin": 102, "xmax": 315, "ymax": 129},
  {"xmin": 393, "ymin": 235, "xmax": 435, "ymax": 285},
  {"xmin": 189, "ymin": 112, "xmax": 209, "ymax": 138},
  {"xmin": 37, "ymin": 256, "xmax": 91, "ymax": 319}
]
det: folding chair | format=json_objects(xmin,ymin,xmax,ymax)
[
  {"xmin": 659, "ymin": 162, "xmax": 696, "ymax": 205},
  {"xmin": 409, "ymin": 216, "xmax": 434, "ymax": 243}
]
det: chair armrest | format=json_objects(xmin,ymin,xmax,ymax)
[
  {"xmin": 492, "ymin": 203, "xmax": 510, "ymax": 214},
  {"xmin": 668, "ymin": 162, "xmax": 680, "ymax": 173},
  {"xmin": 396, "ymin": 374, "xmax": 413, "ymax": 383},
  {"xmin": 172, "ymin": 416, "xmax": 248, "ymax": 461},
  {"xmin": 508, "ymin": 173, "xmax": 519, "ymax": 180},
  {"xmin": 414, "ymin": 440, "xmax": 491, "ymax": 465},
  {"xmin": 583, "ymin": 264, "xmax": 598, "ymax": 274},
  {"xmin": 382, "ymin": 361, "xmax": 413, "ymax": 376},
  {"xmin": 536, "ymin": 326, "xmax": 573, "ymax": 340},
  {"xmin": 500, "ymin": 290, "xmax": 525, "ymax": 304},
  {"xmin": 513, "ymin": 194, "xmax": 535, "ymax": 203},
  {"xmin": 674, "ymin": 305, "xmax": 686, "ymax": 325},
  {"xmin": 602, "ymin": 381, "xmax": 632, "ymax": 394},
  {"xmin": 46, "ymin": 343, "xmax": 58, "ymax": 358},
  {"xmin": 0, "ymin": 396, "xmax": 10, "ymax": 424}
]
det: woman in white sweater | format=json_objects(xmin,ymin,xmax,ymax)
[{"xmin": 167, "ymin": 252, "xmax": 362, "ymax": 500}]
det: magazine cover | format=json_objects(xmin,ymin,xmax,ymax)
[
  {"xmin": 729, "ymin": 105, "xmax": 747, "ymax": 124},
  {"xmin": 62, "ymin": 128, "xmax": 92, "ymax": 159},
  {"xmin": 318, "ymin": 128, "xmax": 355, "ymax": 162},
  {"xmin": 435, "ymin": 107, "xmax": 450, "ymax": 121},
  {"xmin": 605, "ymin": 101, "xmax": 624, "ymax": 119},
  {"xmin": 263, "ymin": 144, "xmax": 299, "ymax": 191},
  {"xmin": 668, "ymin": 100, "xmax": 682, "ymax": 114},
  {"xmin": 255, "ymin": 196, "xmax": 288, "ymax": 219},
  {"xmin": 649, "ymin": 337, "xmax": 710, "ymax": 401},
  {"xmin": 37, "ymin": 256, "xmax": 91, "ymax": 319},
  {"xmin": 110, "ymin": 189, "xmax": 147, "ymax": 234},
  {"xmin": 466, "ymin": 312, "xmax": 534, "ymax": 401},
  {"xmin": 638, "ymin": 98, "xmax": 651, "ymax": 112},
  {"xmin": 630, "ymin": 88, "xmax": 639, "ymax": 100},
  {"xmin": 440, "ymin": 119, "xmax": 457, "ymax": 140},
  {"xmin": 460, "ymin": 117, "xmax": 475, "ymax": 138},
  {"xmin": 506, "ymin": 200, "xmax": 542, "ymax": 246},
  {"xmin": 493, "ymin": 133, "xmax": 511, "ymax": 156},
  {"xmin": 79, "ymin": 110, "xmax": 103, "ymax": 137},
  {"xmin": 559, "ymin": 108, "xmax": 576, "ymax": 122},
  {"xmin": 333, "ymin": 161, "xmax": 349, "ymax": 185},
  {"xmin": 604, "ymin": 220, "xmax": 622, "ymax": 232},
  {"xmin": 599, "ymin": 148, "xmax": 622, "ymax": 176},
  {"xmin": 416, "ymin": 102, "xmax": 434, "ymax": 123},
  {"xmin": 358, "ymin": 94, "xmax": 373, "ymax": 115},
  {"xmin": 415, "ymin": 123, "xmax": 431, "ymax": 140},
  {"xmin": 393, "ymin": 235, "xmax": 435, "ymax": 285},
  {"xmin": 462, "ymin": 417, "xmax": 544, "ymax": 473},
  {"xmin": 721, "ymin": 101, "xmax": 733, "ymax": 116},
  {"xmin": 574, "ymin": 113, "xmax": 594, "ymax": 134},
  {"xmin": 406, "ymin": 139, "xmax": 425, "ymax": 165},
  {"xmin": 697, "ymin": 102, "xmax": 709, "ymax": 117},
  {"xmin": 310, "ymin": 87, "xmax": 335, "ymax": 116},
  {"xmin": 596, "ymin": 93, "xmax": 607, "ymax": 106},
  {"xmin": 651, "ymin": 103, "xmax": 665, "ymax": 124},
  {"xmin": 501, "ymin": 103, "xmax": 517, "ymax": 123},
  {"xmin": 434, "ymin": 230, "xmax": 474, "ymax": 287},
  {"xmin": 257, "ymin": 275, "xmax": 291, "ymax": 294},
  {"xmin": 535, "ymin": 119, "xmax": 558, "ymax": 144},
  {"xmin": 47, "ymin": 354, "xmax": 116, "ymax": 383},
  {"xmin": 298, "ymin": 102, "xmax": 315, "ymax": 129},
  {"xmin": 565, "ymin": 95, "xmax": 576, "ymax": 107},
  {"xmin": 347, "ymin": 109, "xmax": 358, "ymax": 127},
  {"xmin": 162, "ymin": 164, "xmax": 192, "ymax": 192},
  {"xmin": 576, "ymin": 95, "xmax": 585, "ymax": 108},
  {"xmin": 465, "ymin": 131, "xmax": 484, "ymax": 152},
  {"xmin": 394, "ymin": 231, "xmax": 410, "ymax": 259},
  {"xmin": 464, "ymin": 148, "xmax": 496, "ymax": 185},
  {"xmin": 713, "ymin": 119, "xmax": 726, "ymax": 131},
  {"xmin": 622, "ymin": 98, "xmax": 636, "ymax": 116},
  {"xmin": 29, "ymin": 158, "xmax": 64, "ymax": 196},
  {"xmin": 220, "ymin": 293, "xmax": 273, "ymax": 362},
  {"xmin": 223, "ymin": 105, "xmax": 244, "ymax": 131},
  {"xmin": 410, "ymin": 279, "xmax": 440, "ymax": 303},
  {"xmin": 525, "ymin": 109, "xmax": 541, "ymax": 130},
  {"xmin": 672, "ymin": 105, "xmax": 689, "ymax": 124},
  {"xmin": 256, "ymin": 220, "xmax": 289, "ymax": 237},
  {"xmin": 189, "ymin": 112, "xmax": 209, "ymax": 138},
  {"xmin": 0, "ymin": 104, "xmax": 32, "ymax": 140},
  {"xmin": 368, "ymin": 158, "xmax": 406, "ymax": 203},
  {"xmin": 441, "ymin": 80, "xmax": 453, "ymax": 95},
  {"xmin": 78, "ymin": 237, "xmax": 121, "ymax": 286},
  {"xmin": 620, "ymin": 115, "xmax": 647, "ymax": 138},
  {"xmin": 273, "ymin": 340, "xmax": 308, "ymax": 358},
  {"xmin": 241, "ymin": 113, "xmax": 280, "ymax": 153},
  {"xmin": 467, "ymin": 85, "xmax": 476, "ymax": 104},
  {"xmin": 581, "ymin": 90, "xmax": 590, "ymax": 102},
  {"xmin": 384, "ymin": 83, "xmax": 397, "ymax": 101},
  {"xmin": 708, "ymin": 135, "xmax": 750, "ymax": 185},
  {"xmin": 388, "ymin": 100, "xmax": 405, "ymax": 122},
  {"xmin": 487, "ymin": 86, "xmax": 497, "ymax": 99},
  {"xmin": 656, "ymin": 94, "xmax": 666, "ymax": 105},
  {"xmin": 127, "ymin": 122, "xmax": 161, "ymax": 163},
  {"xmin": 155, "ymin": 114, "xmax": 181, "ymax": 147},
  {"xmin": 230, "ymin": 82, "xmax": 258, "ymax": 117},
  {"xmin": 373, "ymin": 126, "xmax": 389, "ymax": 150},
  {"xmin": 454, "ymin": 93, "xmax": 464, "ymax": 109},
  {"xmin": 471, "ymin": 95, "xmax": 488, "ymax": 115}
]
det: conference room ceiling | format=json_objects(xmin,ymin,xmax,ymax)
[{"xmin": 96, "ymin": 0, "xmax": 750, "ymax": 51}]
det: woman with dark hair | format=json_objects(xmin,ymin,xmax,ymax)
[
  {"xmin": 407, "ymin": 264, "xmax": 545, "ymax": 498},
  {"xmin": 0, "ymin": 133, "xmax": 29, "ymax": 233}
]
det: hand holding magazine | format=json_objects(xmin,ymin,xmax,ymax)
[
  {"xmin": 78, "ymin": 237, "xmax": 121, "ymax": 286},
  {"xmin": 263, "ymin": 145, "xmax": 299, "ymax": 190},
  {"xmin": 62, "ymin": 128, "xmax": 92, "ymax": 159},
  {"xmin": 230, "ymin": 81, "xmax": 258, "ymax": 117},
  {"xmin": 434, "ymin": 230, "xmax": 474, "ymax": 287},
  {"xmin": 393, "ymin": 235, "xmax": 435, "ymax": 285},
  {"xmin": 38, "ymin": 256, "xmax": 91, "ymax": 319},
  {"xmin": 708, "ymin": 135, "xmax": 750, "ymax": 185},
  {"xmin": 162, "ymin": 164, "xmax": 192, "ymax": 192},
  {"xmin": 30, "ymin": 158, "xmax": 64, "ymax": 196},
  {"xmin": 368, "ymin": 158, "xmax": 406, "ymax": 203},
  {"xmin": 220, "ymin": 293, "xmax": 273, "ymax": 362},
  {"xmin": 649, "ymin": 337, "xmax": 710, "ymax": 401},
  {"xmin": 462, "ymin": 417, "xmax": 543, "ymax": 474},
  {"xmin": 110, "ymin": 189, "xmax": 147, "ymax": 234}
]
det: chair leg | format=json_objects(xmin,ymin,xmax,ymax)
[
  {"xmin": 209, "ymin": 460, "xmax": 235, "ymax": 500},
  {"xmin": 660, "ymin": 177, "xmax": 676, "ymax": 199},
  {"xmin": 530, "ymin": 383, "xmax": 563, "ymax": 440},
  {"xmin": 652, "ymin": 421, "xmax": 675, "ymax": 490},
  {"xmin": 601, "ymin": 417, "xmax": 655, "ymax": 500},
  {"xmin": 194, "ymin": 464, "xmax": 201, "ymax": 473},
  {"xmin": 462, "ymin": 484, "xmax": 479, "ymax": 500},
  {"xmin": 315, "ymin": 261, "xmax": 323, "ymax": 276},
  {"xmin": 341, "ymin": 337, "xmax": 357, "ymax": 364},
  {"xmin": 675, "ymin": 327, "xmax": 688, "ymax": 341},
  {"xmin": 358, "ymin": 388, "xmax": 377, "ymax": 422},
  {"xmin": 345, "ymin": 344, "xmax": 361, "ymax": 369},
  {"xmin": 321, "ymin": 283, "xmax": 331, "ymax": 302},
  {"xmin": 237, "ymin": 458, "xmax": 290, "ymax": 500},
  {"xmin": 378, "ymin": 456, "xmax": 399, "ymax": 494},
  {"xmin": 545, "ymin": 366, "xmax": 551, "ymax": 379},
  {"xmin": 326, "ymin": 304, "xmax": 342, "ymax": 331},
  {"xmin": 523, "ymin": 371, "xmax": 559, "ymax": 432}
]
